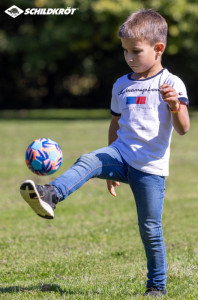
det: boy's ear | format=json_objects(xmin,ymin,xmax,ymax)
[{"xmin": 154, "ymin": 43, "xmax": 165, "ymax": 56}]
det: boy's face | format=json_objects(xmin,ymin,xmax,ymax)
[{"xmin": 121, "ymin": 38, "xmax": 163, "ymax": 77}]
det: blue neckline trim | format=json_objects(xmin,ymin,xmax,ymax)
[{"xmin": 127, "ymin": 68, "xmax": 165, "ymax": 81}]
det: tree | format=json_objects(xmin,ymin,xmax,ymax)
[{"xmin": 0, "ymin": 0, "xmax": 197, "ymax": 109}]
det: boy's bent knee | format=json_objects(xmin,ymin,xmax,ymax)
[{"xmin": 75, "ymin": 153, "xmax": 100, "ymax": 167}]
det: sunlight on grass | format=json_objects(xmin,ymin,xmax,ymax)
[{"xmin": 0, "ymin": 110, "xmax": 197, "ymax": 299}]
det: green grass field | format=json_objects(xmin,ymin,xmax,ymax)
[{"xmin": 0, "ymin": 110, "xmax": 198, "ymax": 299}]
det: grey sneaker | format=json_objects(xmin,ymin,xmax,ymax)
[
  {"xmin": 144, "ymin": 287, "xmax": 166, "ymax": 297},
  {"xmin": 20, "ymin": 180, "xmax": 58, "ymax": 219}
]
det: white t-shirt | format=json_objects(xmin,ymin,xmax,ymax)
[{"xmin": 111, "ymin": 68, "xmax": 188, "ymax": 176}]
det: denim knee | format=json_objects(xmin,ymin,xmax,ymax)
[
  {"xmin": 75, "ymin": 153, "xmax": 99, "ymax": 167},
  {"xmin": 138, "ymin": 221, "xmax": 163, "ymax": 244}
]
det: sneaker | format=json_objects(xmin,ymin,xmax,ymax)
[
  {"xmin": 144, "ymin": 287, "xmax": 166, "ymax": 297},
  {"xmin": 20, "ymin": 180, "xmax": 58, "ymax": 219}
]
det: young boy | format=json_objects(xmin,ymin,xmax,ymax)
[{"xmin": 20, "ymin": 9, "xmax": 190, "ymax": 297}]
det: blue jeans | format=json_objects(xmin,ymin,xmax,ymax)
[{"xmin": 50, "ymin": 146, "xmax": 166, "ymax": 289}]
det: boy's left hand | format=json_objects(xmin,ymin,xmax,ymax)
[
  {"xmin": 106, "ymin": 180, "xmax": 120, "ymax": 197},
  {"xmin": 160, "ymin": 83, "xmax": 179, "ymax": 111}
]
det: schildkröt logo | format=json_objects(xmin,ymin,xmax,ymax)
[
  {"xmin": 5, "ymin": 5, "xmax": 24, "ymax": 18},
  {"xmin": 4, "ymin": 5, "xmax": 78, "ymax": 18}
]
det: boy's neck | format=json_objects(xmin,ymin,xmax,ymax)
[{"xmin": 131, "ymin": 64, "xmax": 164, "ymax": 80}]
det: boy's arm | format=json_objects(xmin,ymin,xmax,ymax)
[
  {"xmin": 107, "ymin": 115, "xmax": 120, "ymax": 197},
  {"xmin": 160, "ymin": 83, "xmax": 190, "ymax": 135},
  {"xmin": 108, "ymin": 115, "xmax": 120, "ymax": 144},
  {"xmin": 170, "ymin": 104, "xmax": 190, "ymax": 135}
]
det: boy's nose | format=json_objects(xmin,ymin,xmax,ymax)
[
  {"xmin": 128, "ymin": 58, "xmax": 134, "ymax": 65},
  {"xmin": 127, "ymin": 54, "xmax": 134, "ymax": 62}
]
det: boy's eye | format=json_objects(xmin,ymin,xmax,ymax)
[
  {"xmin": 122, "ymin": 48, "xmax": 141, "ymax": 54},
  {"xmin": 133, "ymin": 49, "xmax": 141, "ymax": 53}
]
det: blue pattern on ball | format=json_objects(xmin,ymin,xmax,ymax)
[
  {"xmin": 31, "ymin": 141, "xmax": 43, "ymax": 150},
  {"xmin": 32, "ymin": 159, "xmax": 42, "ymax": 170},
  {"xmin": 48, "ymin": 150, "xmax": 58, "ymax": 161}
]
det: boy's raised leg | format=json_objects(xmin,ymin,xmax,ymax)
[{"xmin": 20, "ymin": 146, "xmax": 128, "ymax": 219}]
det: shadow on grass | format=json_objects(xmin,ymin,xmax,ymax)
[
  {"xmin": 0, "ymin": 283, "xmax": 100, "ymax": 296},
  {"xmin": 0, "ymin": 284, "xmax": 144, "ymax": 297}
]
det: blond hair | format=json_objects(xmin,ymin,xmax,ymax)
[{"xmin": 118, "ymin": 9, "xmax": 168, "ymax": 46}]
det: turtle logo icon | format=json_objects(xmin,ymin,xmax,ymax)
[{"xmin": 5, "ymin": 5, "xmax": 24, "ymax": 18}]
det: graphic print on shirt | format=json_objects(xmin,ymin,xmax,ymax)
[
  {"xmin": 118, "ymin": 83, "xmax": 160, "ymax": 112},
  {"xmin": 126, "ymin": 96, "xmax": 146, "ymax": 104}
]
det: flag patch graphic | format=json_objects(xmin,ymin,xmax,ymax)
[{"xmin": 126, "ymin": 96, "xmax": 146, "ymax": 104}]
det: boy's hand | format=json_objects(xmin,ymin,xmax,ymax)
[
  {"xmin": 160, "ymin": 83, "xmax": 179, "ymax": 111},
  {"xmin": 106, "ymin": 180, "xmax": 120, "ymax": 197}
]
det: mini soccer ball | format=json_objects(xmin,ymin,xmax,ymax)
[{"xmin": 25, "ymin": 138, "xmax": 63, "ymax": 175}]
